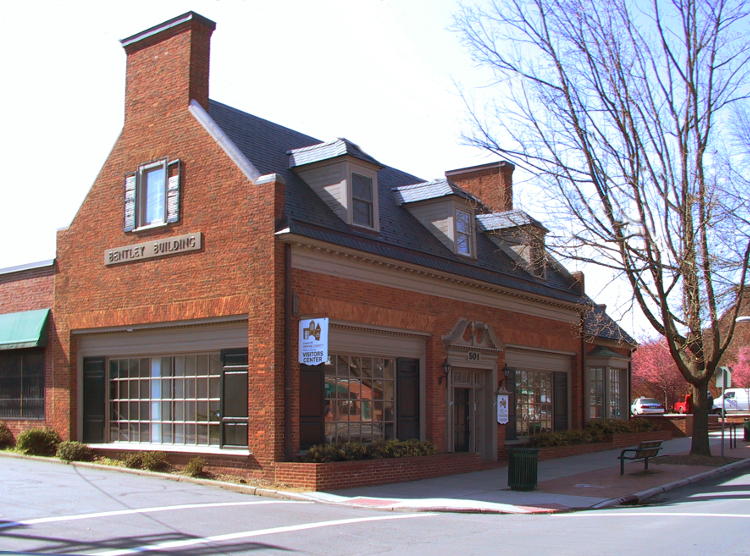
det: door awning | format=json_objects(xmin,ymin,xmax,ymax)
[{"xmin": 0, "ymin": 308, "xmax": 51, "ymax": 350}]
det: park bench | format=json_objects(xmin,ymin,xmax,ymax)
[{"xmin": 618, "ymin": 440, "xmax": 663, "ymax": 475}]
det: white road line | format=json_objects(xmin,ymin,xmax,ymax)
[
  {"xmin": 0, "ymin": 500, "xmax": 309, "ymax": 528},
  {"xmin": 96, "ymin": 513, "xmax": 436, "ymax": 555},
  {"xmin": 554, "ymin": 511, "xmax": 750, "ymax": 518}
]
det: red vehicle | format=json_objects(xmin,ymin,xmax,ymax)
[{"xmin": 673, "ymin": 393, "xmax": 692, "ymax": 414}]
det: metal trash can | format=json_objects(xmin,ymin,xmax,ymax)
[
  {"xmin": 507, "ymin": 447, "xmax": 539, "ymax": 491},
  {"xmin": 744, "ymin": 419, "xmax": 750, "ymax": 442}
]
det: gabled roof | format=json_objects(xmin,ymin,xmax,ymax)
[
  {"xmin": 392, "ymin": 179, "xmax": 480, "ymax": 205},
  {"xmin": 288, "ymin": 138, "xmax": 382, "ymax": 168},
  {"xmin": 207, "ymin": 99, "xmax": 621, "ymax": 309},
  {"xmin": 476, "ymin": 210, "xmax": 548, "ymax": 233}
]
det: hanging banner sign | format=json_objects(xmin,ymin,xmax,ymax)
[
  {"xmin": 496, "ymin": 394, "xmax": 509, "ymax": 424},
  {"xmin": 298, "ymin": 318, "xmax": 329, "ymax": 365}
]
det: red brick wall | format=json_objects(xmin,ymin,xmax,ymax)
[
  {"xmin": 446, "ymin": 163, "xmax": 515, "ymax": 212},
  {"xmin": 49, "ymin": 17, "xmax": 285, "ymax": 475},
  {"xmin": 274, "ymin": 452, "xmax": 482, "ymax": 491},
  {"xmin": 0, "ymin": 265, "xmax": 54, "ymax": 314},
  {"xmin": 291, "ymin": 267, "xmax": 583, "ymax": 454}
]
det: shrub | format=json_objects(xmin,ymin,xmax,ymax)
[
  {"xmin": 0, "ymin": 422, "xmax": 14, "ymax": 449},
  {"xmin": 526, "ymin": 418, "xmax": 660, "ymax": 447},
  {"xmin": 628, "ymin": 418, "xmax": 659, "ymax": 432},
  {"xmin": 16, "ymin": 427, "xmax": 62, "ymax": 456},
  {"xmin": 184, "ymin": 457, "xmax": 207, "ymax": 478},
  {"xmin": 302, "ymin": 439, "xmax": 436, "ymax": 463},
  {"xmin": 125, "ymin": 451, "xmax": 170, "ymax": 472},
  {"xmin": 56, "ymin": 441, "xmax": 95, "ymax": 462}
]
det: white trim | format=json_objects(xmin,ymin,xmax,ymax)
[
  {"xmin": 120, "ymin": 13, "xmax": 196, "ymax": 47},
  {"xmin": 0, "ymin": 259, "xmax": 55, "ymax": 276},
  {"xmin": 77, "ymin": 321, "xmax": 247, "ymax": 357},
  {"xmin": 330, "ymin": 319, "xmax": 430, "ymax": 337},
  {"xmin": 72, "ymin": 314, "xmax": 248, "ymax": 335},
  {"xmin": 291, "ymin": 243, "xmax": 580, "ymax": 323},
  {"xmin": 504, "ymin": 344, "xmax": 577, "ymax": 356},
  {"xmin": 87, "ymin": 443, "xmax": 250, "ymax": 456},
  {"xmin": 189, "ymin": 100, "xmax": 261, "ymax": 182},
  {"xmin": 505, "ymin": 349, "xmax": 572, "ymax": 373},
  {"xmin": 256, "ymin": 173, "xmax": 285, "ymax": 185}
]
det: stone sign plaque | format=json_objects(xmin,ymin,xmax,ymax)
[{"xmin": 104, "ymin": 232, "xmax": 202, "ymax": 266}]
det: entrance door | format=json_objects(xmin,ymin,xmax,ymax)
[
  {"xmin": 453, "ymin": 388, "xmax": 472, "ymax": 452},
  {"xmin": 450, "ymin": 368, "xmax": 491, "ymax": 459}
]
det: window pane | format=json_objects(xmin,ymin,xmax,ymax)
[
  {"xmin": 515, "ymin": 369, "xmax": 553, "ymax": 435},
  {"xmin": 143, "ymin": 166, "xmax": 165, "ymax": 224},
  {"xmin": 353, "ymin": 199, "xmax": 373, "ymax": 227},
  {"xmin": 352, "ymin": 174, "xmax": 373, "ymax": 201},
  {"xmin": 456, "ymin": 210, "xmax": 470, "ymax": 233}
]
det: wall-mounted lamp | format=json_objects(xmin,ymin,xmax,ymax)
[{"xmin": 439, "ymin": 360, "xmax": 452, "ymax": 385}]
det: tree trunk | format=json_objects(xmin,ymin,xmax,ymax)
[{"xmin": 690, "ymin": 384, "xmax": 712, "ymax": 456}]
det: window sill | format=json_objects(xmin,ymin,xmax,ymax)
[
  {"xmin": 131, "ymin": 221, "xmax": 169, "ymax": 233},
  {"xmin": 0, "ymin": 416, "xmax": 45, "ymax": 421},
  {"xmin": 350, "ymin": 222, "xmax": 380, "ymax": 233},
  {"xmin": 87, "ymin": 443, "xmax": 251, "ymax": 456}
]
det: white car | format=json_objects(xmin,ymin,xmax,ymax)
[{"xmin": 631, "ymin": 397, "xmax": 665, "ymax": 415}]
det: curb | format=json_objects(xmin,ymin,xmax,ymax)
[{"xmin": 590, "ymin": 457, "xmax": 750, "ymax": 509}]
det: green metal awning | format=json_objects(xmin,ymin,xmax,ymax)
[{"xmin": 0, "ymin": 308, "xmax": 50, "ymax": 350}]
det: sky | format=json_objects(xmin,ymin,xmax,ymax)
[{"xmin": 0, "ymin": 0, "xmax": 650, "ymax": 338}]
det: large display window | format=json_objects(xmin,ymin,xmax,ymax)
[{"xmin": 323, "ymin": 354, "xmax": 396, "ymax": 444}]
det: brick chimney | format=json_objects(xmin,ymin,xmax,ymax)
[
  {"xmin": 445, "ymin": 161, "xmax": 515, "ymax": 212},
  {"xmin": 120, "ymin": 12, "xmax": 216, "ymax": 124}
]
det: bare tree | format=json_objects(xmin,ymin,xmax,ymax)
[{"xmin": 456, "ymin": 0, "xmax": 750, "ymax": 455}]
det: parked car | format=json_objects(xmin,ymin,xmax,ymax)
[
  {"xmin": 631, "ymin": 397, "xmax": 665, "ymax": 415},
  {"xmin": 712, "ymin": 388, "xmax": 750, "ymax": 413}
]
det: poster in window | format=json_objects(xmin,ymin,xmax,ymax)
[
  {"xmin": 298, "ymin": 318, "xmax": 329, "ymax": 365},
  {"xmin": 496, "ymin": 394, "xmax": 509, "ymax": 424}
]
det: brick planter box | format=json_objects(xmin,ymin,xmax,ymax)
[
  {"xmin": 274, "ymin": 452, "xmax": 482, "ymax": 491},
  {"xmin": 534, "ymin": 430, "xmax": 672, "ymax": 461}
]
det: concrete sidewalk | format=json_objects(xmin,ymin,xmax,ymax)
[{"xmin": 298, "ymin": 434, "xmax": 750, "ymax": 514}]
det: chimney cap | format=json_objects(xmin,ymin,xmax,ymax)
[
  {"xmin": 445, "ymin": 160, "xmax": 514, "ymax": 177},
  {"xmin": 120, "ymin": 11, "xmax": 216, "ymax": 48}
]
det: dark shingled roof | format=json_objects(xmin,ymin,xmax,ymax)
[
  {"xmin": 288, "ymin": 137, "xmax": 382, "ymax": 168},
  {"xmin": 476, "ymin": 211, "xmax": 548, "ymax": 233},
  {"xmin": 583, "ymin": 303, "xmax": 637, "ymax": 345},
  {"xmin": 207, "ymin": 99, "xmax": 635, "ymax": 327},
  {"xmin": 392, "ymin": 179, "xmax": 480, "ymax": 205}
]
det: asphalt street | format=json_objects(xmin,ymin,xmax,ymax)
[{"xmin": 1, "ymin": 457, "xmax": 749, "ymax": 555}]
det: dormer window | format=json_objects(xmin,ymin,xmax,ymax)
[
  {"xmin": 455, "ymin": 209, "xmax": 473, "ymax": 256},
  {"xmin": 124, "ymin": 159, "xmax": 181, "ymax": 232},
  {"xmin": 288, "ymin": 139, "xmax": 382, "ymax": 231},
  {"xmin": 393, "ymin": 179, "xmax": 479, "ymax": 258},
  {"xmin": 352, "ymin": 173, "xmax": 374, "ymax": 228}
]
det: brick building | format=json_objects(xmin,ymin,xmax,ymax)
[{"xmin": 0, "ymin": 12, "xmax": 635, "ymax": 483}]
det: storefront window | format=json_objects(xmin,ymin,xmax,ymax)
[
  {"xmin": 0, "ymin": 349, "xmax": 44, "ymax": 419},
  {"xmin": 587, "ymin": 367, "xmax": 604, "ymax": 419},
  {"xmin": 515, "ymin": 369, "xmax": 553, "ymax": 435},
  {"xmin": 324, "ymin": 354, "xmax": 395, "ymax": 443},
  {"xmin": 586, "ymin": 366, "xmax": 627, "ymax": 420},
  {"xmin": 109, "ymin": 352, "xmax": 222, "ymax": 445},
  {"xmin": 607, "ymin": 367, "xmax": 624, "ymax": 418}
]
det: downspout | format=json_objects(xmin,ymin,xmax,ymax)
[{"xmin": 284, "ymin": 243, "xmax": 294, "ymax": 460}]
